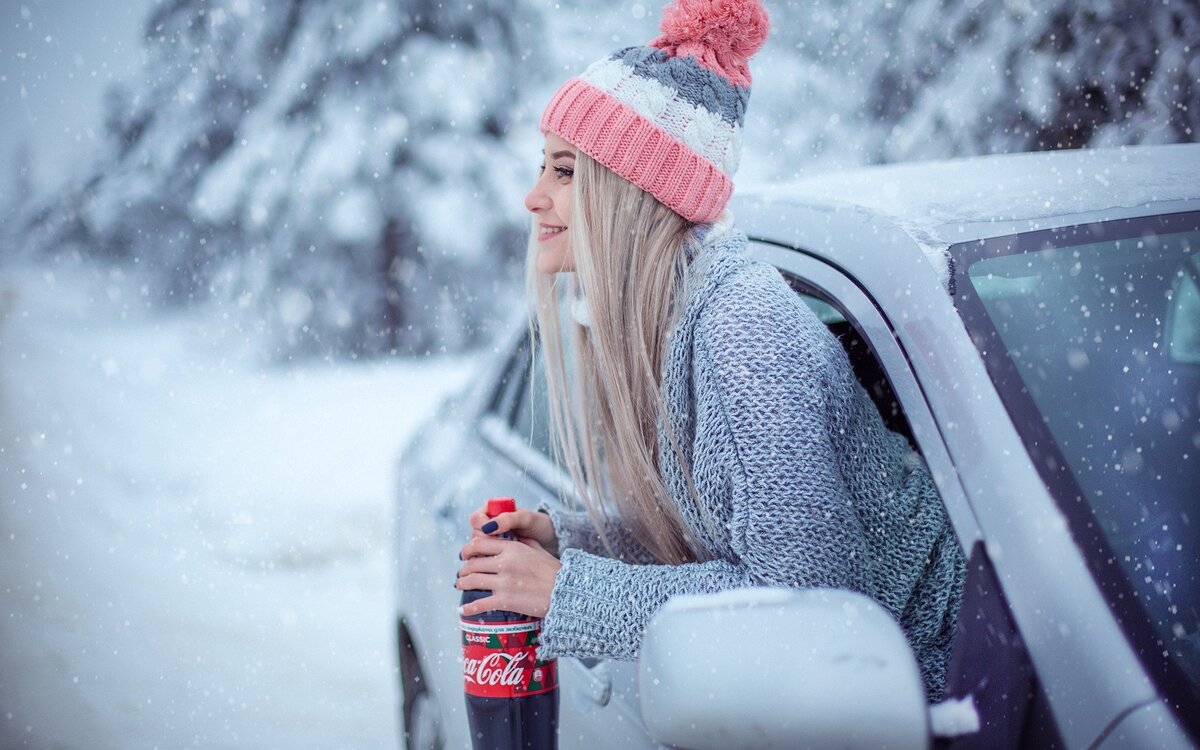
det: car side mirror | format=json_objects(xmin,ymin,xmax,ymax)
[{"xmin": 638, "ymin": 587, "xmax": 930, "ymax": 750}]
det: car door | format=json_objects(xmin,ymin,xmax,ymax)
[
  {"xmin": 411, "ymin": 325, "xmax": 547, "ymax": 750},
  {"xmin": 487, "ymin": 241, "xmax": 1071, "ymax": 748},
  {"xmin": 480, "ymin": 327, "xmax": 660, "ymax": 750},
  {"xmin": 497, "ymin": 244, "xmax": 1035, "ymax": 748},
  {"xmin": 750, "ymin": 240, "xmax": 1072, "ymax": 748}
]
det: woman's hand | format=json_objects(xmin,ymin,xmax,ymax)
[
  {"xmin": 456, "ymin": 536, "xmax": 562, "ymax": 618},
  {"xmin": 468, "ymin": 506, "xmax": 559, "ymax": 557}
]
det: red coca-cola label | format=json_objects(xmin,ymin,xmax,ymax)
[{"xmin": 461, "ymin": 618, "xmax": 558, "ymax": 698}]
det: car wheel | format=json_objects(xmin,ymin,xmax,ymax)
[
  {"xmin": 399, "ymin": 621, "xmax": 444, "ymax": 750},
  {"xmin": 407, "ymin": 690, "xmax": 444, "ymax": 750}
]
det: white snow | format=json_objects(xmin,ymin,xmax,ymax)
[
  {"xmin": 662, "ymin": 586, "xmax": 798, "ymax": 613},
  {"xmin": 640, "ymin": 588, "xmax": 930, "ymax": 749},
  {"xmin": 753, "ymin": 143, "xmax": 1200, "ymax": 235},
  {"xmin": 0, "ymin": 258, "xmax": 476, "ymax": 749},
  {"xmin": 329, "ymin": 188, "xmax": 383, "ymax": 245},
  {"xmin": 742, "ymin": 142, "xmax": 1200, "ymax": 284},
  {"xmin": 929, "ymin": 694, "xmax": 982, "ymax": 738}
]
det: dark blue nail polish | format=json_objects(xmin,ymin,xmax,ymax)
[{"xmin": 481, "ymin": 520, "xmax": 498, "ymax": 534}]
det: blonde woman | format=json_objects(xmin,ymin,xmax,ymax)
[{"xmin": 455, "ymin": 0, "xmax": 966, "ymax": 700}]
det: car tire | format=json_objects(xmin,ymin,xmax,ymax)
[
  {"xmin": 407, "ymin": 690, "xmax": 444, "ymax": 750},
  {"xmin": 399, "ymin": 621, "xmax": 445, "ymax": 750}
]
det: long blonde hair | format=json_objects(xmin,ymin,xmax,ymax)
[{"xmin": 525, "ymin": 151, "xmax": 704, "ymax": 565}]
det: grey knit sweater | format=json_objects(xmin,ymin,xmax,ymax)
[{"xmin": 536, "ymin": 221, "xmax": 966, "ymax": 700}]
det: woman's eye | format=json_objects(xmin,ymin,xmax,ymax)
[{"xmin": 554, "ymin": 166, "xmax": 573, "ymax": 180}]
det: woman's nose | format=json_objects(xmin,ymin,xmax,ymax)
[{"xmin": 524, "ymin": 183, "xmax": 549, "ymax": 214}]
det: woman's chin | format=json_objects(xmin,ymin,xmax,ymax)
[{"xmin": 536, "ymin": 246, "xmax": 573, "ymax": 274}]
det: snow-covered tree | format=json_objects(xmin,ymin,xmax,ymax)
[
  {"xmin": 868, "ymin": 0, "xmax": 1200, "ymax": 160},
  {"xmin": 18, "ymin": 0, "xmax": 1199, "ymax": 361},
  {"xmin": 0, "ymin": 142, "xmax": 36, "ymax": 262},
  {"xmin": 6, "ymin": 141, "xmax": 34, "ymax": 211},
  {"xmin": 28, "ymin": 0, "xmax": 546, "ymax": 360}
]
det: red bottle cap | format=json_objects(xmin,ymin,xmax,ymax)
[{"xmin": 486, "ymin": 497, "xmax": 516, "ymax": 517}]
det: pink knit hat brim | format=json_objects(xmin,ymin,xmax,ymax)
[{"xmin": 540, "ymin": 78, "xmax": 733, "ymax": 224}]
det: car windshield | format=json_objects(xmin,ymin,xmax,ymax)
[{"xmin": 951, "ymin": 211, "xmax": 1200, "ymax": 717}]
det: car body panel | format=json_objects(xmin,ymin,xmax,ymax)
[
  {"xmin": 397, "ymin": 144, "xmax": 1200, "ymax": 749},
  {"xmin": 1092, "ymin": 700, "xmax": 1195, "ymax": 750},
  {"xmin": 732, "ymin": 152, "xmax": 1200, "ymax": 748},
  {"xmin": 477, "ymin": 417, "xmax": 659, "ymax": 750},
  {"xmin": 739, "ymin": 143, "xmax": 1200, "ymax": 288},
  {"xmin": 397, "ymin": 371, "xmax": 658, "ymax": 749}
]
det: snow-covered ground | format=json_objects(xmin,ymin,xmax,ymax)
[{"xmin": 0, "ymin": 258, "xmax": 476, "ymax": 749}]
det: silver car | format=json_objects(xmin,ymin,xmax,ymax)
[{"xmin": 393, "ymin": 143, "xmax": 1200, "ymax": 749}]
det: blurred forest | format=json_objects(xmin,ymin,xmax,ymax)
[{"xmin": 3, "ymin": 0, "xmax": 1198, "ymax": 362}]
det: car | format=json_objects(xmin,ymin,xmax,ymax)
[{"xmin": 392, "ymin": 142, "xmax": 1200, "ymax": 750}]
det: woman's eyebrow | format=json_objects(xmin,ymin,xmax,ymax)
[{"xmin": 549, "ymin": 150, "xmax": 576, "ymax": 160}]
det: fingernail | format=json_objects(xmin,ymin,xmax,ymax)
[
  {"xmin": 457, "ymin": 605, "xmax": 465, "ymax": 616},
  {"xmin": 481, "ymin": 521, "xmax": 498, "ymax": 534}
]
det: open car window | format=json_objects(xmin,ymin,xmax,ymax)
[{"xmin": 787, "ymin": 278, "xmax": 915, "ymax": 447}]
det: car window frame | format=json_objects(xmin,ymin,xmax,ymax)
[
  {"xmin": 510, "ymin": 345, "xmax": 553, "ymax": 460},
  {"xmin": 948, "ymin": 210, "xmax": 1200, "ymax": 739},
  {"xmin": 478, "ymin": 328, "xmax": 575, "ymax": 505},
  {"xmin": 485, "ymin": 330, "xmax": 532, "ymax": 423},
  {"xmin": 746, "ymin": 238, "xmax": 984, "ymax": 551}
]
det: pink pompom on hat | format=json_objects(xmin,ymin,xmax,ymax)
[{"xmin": 540, "ymin": 0, "xmax": 770, "ymax": 224}]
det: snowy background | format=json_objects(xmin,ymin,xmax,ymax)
[{"xmin": 0, "ymin": 0, "xmax": 1197, "ymax": 748}]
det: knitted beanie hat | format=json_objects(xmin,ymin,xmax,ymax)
[{"xmin": 540, "ymin": 0, "xmax": 770, "ymax": 224}]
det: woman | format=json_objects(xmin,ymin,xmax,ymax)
[{"xmin": 455, "ymin": 0, "xmax": 966, "ymax": 700}]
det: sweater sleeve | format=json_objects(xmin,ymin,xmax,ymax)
[
  {"xmin": 536, "ymin": 500, "xmax": 658, "ymax": 565},
  {"xmin": 536, "ymin": 264, "xmax": 868, "ymax": 663}
]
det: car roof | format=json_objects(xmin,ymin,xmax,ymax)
[{"xmin": 731, "ymin": 143, "xmax": 1200, "ymax": 289}]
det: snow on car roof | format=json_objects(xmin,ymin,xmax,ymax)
[{"xmin": 737, "ymin": 143, "xmax": 1200, "ymax": 285}]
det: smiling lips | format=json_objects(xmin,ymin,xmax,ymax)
[{"xmin": 538, "ymin": 224, "xmax": 566, "ymax": 242}]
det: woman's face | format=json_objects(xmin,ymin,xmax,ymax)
[{"xmin": 524, "ymin": 133, "xmax": 576, "ymax": 274}]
